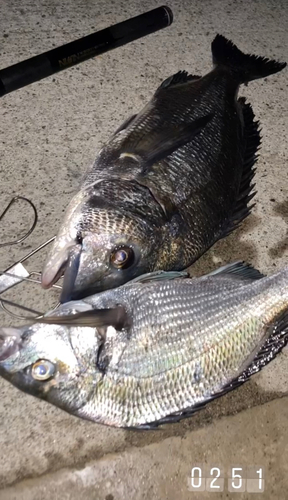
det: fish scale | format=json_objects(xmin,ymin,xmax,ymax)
[
  {"xmin": 32, "ymin": 267, "xmax": 280, "ymax": 426},
  {"xmin": 41, "ymin": 36, "xmax": 285, "ymax": 301},
  {"xmin": 1, "ymin": 264, "xmax": 288, "ymax": 427}
]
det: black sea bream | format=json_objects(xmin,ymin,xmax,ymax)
[
  {"xmin": 41, "ymin": 35, "xmax": 286, "ymax": 301},
  {"xmin": 1, "ymin": 264, "xmax": 288, "ymax": 428}
]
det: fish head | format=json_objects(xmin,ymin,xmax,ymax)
[
  {"xmin": 41, "ymin": 188, "xmax": 161, "ymax": 301},
  {"xmin": 0, "ymin": 320, "xmax": 102, "ymax": 413}
]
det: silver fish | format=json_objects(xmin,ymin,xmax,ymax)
[
  {"xmin": 41, "ymin": 35, "xmax": 286, "ymax": 302},
  {"xmin": 1, "ymin": 263, "xmax": 287, "ymax": 428}
]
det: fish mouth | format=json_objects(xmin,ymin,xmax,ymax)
[
  {"xmin": 0, "ymin": 327, "xmax": 22, "ymax": 362},
  {"xmin": 41, "ymin": 260, "xmax": 67, "ymax": 289},
  {"xmin": 41, "ymin": 243, "xmax": 82, "ymax": 303},
  {"xmin": 59, "ymin": 244, "xmax": 82, "ymax": 303}
]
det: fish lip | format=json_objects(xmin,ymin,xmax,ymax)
[
  {"xmin": 41, "ymin": 262, "xmax": 67, "ymax": 289},
  {"xmin": 41, "ymin": 244, "xmax": 76, "ymax": 289},
  {"xmin": 0, "ymin": 328, "xmax": 21, "ymax": 362}
]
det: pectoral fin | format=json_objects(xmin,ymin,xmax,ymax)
[
  {"xmin": 120, "ymin": 114, "xmax": 213, "ymax": 216},
  {"xmin": 35, "ymin": 306, "xmax": 129, "ymax": 330},
  {"xmin": 129, "ymin": 270, "xmax": 189, "ymax": 284},
  {"xmin": 124, "ymin": 114, "xmax": 213, "ymax": 172}
]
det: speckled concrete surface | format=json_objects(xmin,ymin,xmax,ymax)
[
  {"xmin": 0, "ymin": 0, "xmax": 287, "ymax": 497},
  {"xmin": 1, "ymin": 398, "xmax": 288, "ymax": 500}
]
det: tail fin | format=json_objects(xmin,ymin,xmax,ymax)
[{"xmin": 211, "ymin": 34, "xmax": 286, "ymax": 84}]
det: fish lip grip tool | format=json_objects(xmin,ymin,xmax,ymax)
[{"xmin": 0, "ymin": 196, "xmax": 59, "ymax": 319}]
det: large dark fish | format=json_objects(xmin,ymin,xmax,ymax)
[
  {"xmin": 1, "ymin": 263, "xmax": 288, "ymax": 428},
  {"xmin": 41, "ymin": 35, "xmax": 286, "ymax": 302}
]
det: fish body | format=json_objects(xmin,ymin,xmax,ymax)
[
  {"xmin": 41, "ymin": 36, "xmax": 286, "ymax": 302},
  {"xmin": 1, "ymin": 263, "xmax": 288, "ymax": 428}
]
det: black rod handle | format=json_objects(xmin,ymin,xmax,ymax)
[{"xmin": 0, "ymin": 6, "xmax": 173, "ymax": 97}]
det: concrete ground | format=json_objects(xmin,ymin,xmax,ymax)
[{"xmin": 0, "ymin": 0, "xmax": 287, "ymax": 498}]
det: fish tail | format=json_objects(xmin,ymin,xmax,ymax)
[{"xmin": 211, "ymin": 34, "xmax": 286, "ymax": 83}]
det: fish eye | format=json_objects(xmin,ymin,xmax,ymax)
[
  {"xmin": 110, "ymin": 246, "xmax": 134, "ymax": 269},
  {"xmin": 31, "ymin": 359, "xmax": 56, "ymax": 381}
]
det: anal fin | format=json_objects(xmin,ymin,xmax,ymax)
[{"xmin": 238, "ymin": 309, "xmax": 288, "ymax": 382}]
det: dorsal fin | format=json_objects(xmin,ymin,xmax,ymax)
[
  {"xmin": 156, "ymin": 71, "xmax": 202, "ymax": 92},
  {"xmin": 207, "ymin": 261, "xmax": 265, "ymax": 281},
  {"xmin": 221, "ymin": 98, "xmax": 261, "ymax": 237},
  {"xmin": 113, "ymin": 114, "xmax": 138, "ymax": 136}
]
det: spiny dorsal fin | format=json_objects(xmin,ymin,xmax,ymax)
[
  {"xmin": 113, "ymin": 114, "xmax": 138, "ymax": 136},
  {"xmin": 156, "ymin": 71, "xmax": 202, "ymax": 92},
  {"xmin": 35, "ymin": 306, "xmax": 129, "ymax": 330},
  {"xmin": 207, "ymin": 261, "xmax": 265, "ymax": 281}
]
